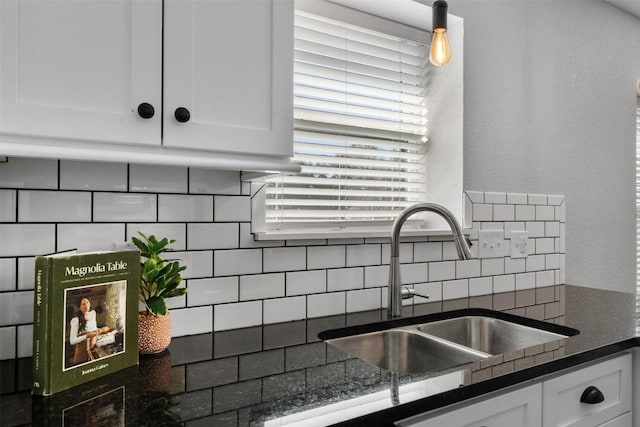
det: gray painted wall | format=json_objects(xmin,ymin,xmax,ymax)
[{"xmin": 448, "ymin": 0, "xmax": 640, "ymax": 293}]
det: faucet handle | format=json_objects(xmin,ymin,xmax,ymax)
[{"xmin": 401, "ymin": 287, "xmax": 430, "ymax": 300}]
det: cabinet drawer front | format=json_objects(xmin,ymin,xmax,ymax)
[
  {"xmin": 597, "ymin": 412, "xmax": 632, "ymax": 427},
  {"xmin": 400, "ymin": 383, "xmax": 542, "ymax": 427},
  {"xmin": 542, "ymin": 353, "xmax": 632, "ymax": 427}
]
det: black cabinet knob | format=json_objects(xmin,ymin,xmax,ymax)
[
  {"xmin": 580, "ymin": 386, "xmax": 605, "ymax": 404},
  {"xmin": 174, "ymin": 107, "xmax": 191, "ymax": 123},
  {"xmin": 137, "ymin": 103, "xmax": 155, "ymax": 119}
]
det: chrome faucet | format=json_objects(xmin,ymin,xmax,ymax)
[{"xmin": 388, "ymin": 203, "xmax": 472, "ymax": 318}]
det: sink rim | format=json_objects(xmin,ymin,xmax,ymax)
[{"xmin": 318, "ymin": 308, "xmax": 580, "ymax": 342}]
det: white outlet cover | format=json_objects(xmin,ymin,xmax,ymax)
[
  {"xmin": 478, "ymin": 230, "xmax": 505, "ymax": 259},
  {"xmin": 510, "ymin": 231, "xmax": 529, "ymax": 258}
]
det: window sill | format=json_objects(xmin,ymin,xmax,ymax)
[{"xmin": 253, "ymin": 227, "xmax": 471, "ymax": 241}]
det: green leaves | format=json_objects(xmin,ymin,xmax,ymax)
[{"xmin": 134, "ymin": 232, "xmax": 187, "ymax": 317}]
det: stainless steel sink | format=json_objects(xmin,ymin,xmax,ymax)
[
  {"xmin": 326, "ymin": 329, "xmax": 489, "ymax": 374},
  {"xmin": 321, "ymin": 310, "xmax": 579, "ymax": 374},
  {"xmin": 416, "ymin": 316, "xmax": 568, "ymax": 355}
]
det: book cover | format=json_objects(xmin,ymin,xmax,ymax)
[{"xmin": 32, "ymin": 250, "xmax": 140, "ymax": 396}]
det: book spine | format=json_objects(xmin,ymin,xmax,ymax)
[{"xmin": 32, "ymin": 257, "xmax": 52, "ymax": 396}]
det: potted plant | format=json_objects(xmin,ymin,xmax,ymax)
[{"xmin": 131, "ymin": 232, "xmax": 187, "ymax": 354}]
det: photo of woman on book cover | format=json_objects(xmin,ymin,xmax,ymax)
[{"xmin": 64, "ymin": 281, "xmax": 127, "ymax": 370}]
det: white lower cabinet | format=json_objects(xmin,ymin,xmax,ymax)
[
  {"xmin": 399, "ymin": 352, "xmax": 632, "ymax": 427},
  {"xmin": 542, "ymin": 353, "xmax": 632, "ymax": 427},
  {"xmin": 399, "ymin": 383, "xmax": 542, "ymax": 427}
]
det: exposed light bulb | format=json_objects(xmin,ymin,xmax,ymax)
[
  {"xmin": 429, "ymin": 28, "xmax": 451, "ymax": 66},
  {"xmin": 429, "ymin": 0, "xmax": 451, "ymax": 67}
]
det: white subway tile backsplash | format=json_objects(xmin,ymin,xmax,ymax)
[
  {"xmin": 0, "ymin": 159, "xmax": 569, "ymax": 358},
  {"xmin": 456, "ymin": 260, "xmax": 481, "ymax": 279},
  {"xmin": 346, "ymin": 288, "xmax": 381, "ymax": 312},
  {"xmin": 188, "ymin": 277, "xmax": 238, "ymax": 306},
  {"xmin": 307, "ymin": 246, "xmax": 345, "ymax": 270},
  {"xmin": 442, "ymin": 279, "xmax": 468, "ymax": 300},
  {"xmin": 215, "ymin": 196, "xmax": 250, "ymax": 222},
  {"xmin": 484, "ymin": 192, "xmax": 506, "ymax": 204},
  {"xmin": 535, "ymin": 238, "xmax": 555, "ymax": 254},
  {"xmin": 547, "ymin": 195, "xmax": 565, "ymax": 206},
  {"xmin": 536, "ymin": 270, "xmax": 555, "ymax": 288},
  {"xmin": 17, "ymin": 257, "xmax": 35, "ymax": 290},
  {"xmin": 57, "ymin": 223, "xmax": 125, "ymax": 252},
  {"xmin": 515, "ymin": 205, "xmax": 535, "ymax": 221},
  {"xmin": 472, "ymin": 204, "xmax": 492, "ymax": 221},
  {"xmin": 263, "ymin": 247, "xmax": 306, "ymax": 272},
  {"xmin": 94, "ymin": 193, "xmax": 157, "ymax": 222},
  {"xmin": 0, "ymin": 190, "xmax": 16, "ymax": 222},
  {"xmin": 481, "ymin": 258, "xmax": 504, "ymax": 276},
  {"xmin": 214, "ymin": 301, "xmax": 262, "ymax": 331},
  {"xmin": 239, "ymin": 223, "xmax": 283, "ymax": 248},
  {"xmin": 159, "ymin": 194, "xmax": 213, "ymax": 222},
  {"xmin": 528, "ymin": 194, "xmax": 547, "ymax": 205},
  {"xmin": 364, "ymin": 265, "xmax": 388, "ymax": 288},
  {"xmin": 188, "ymin": 223, "xmax": 238, "ymax": 250},
  {"xmin": 0, "ymin": 327, "xmax": 16, "ymax": 359},
  {"xmin": 129, "ymin": 164, "xmax": 188, "ymax": 193},
  {"xmin": 346, "ymin": 244, "xmax": 381, "ymax": 267},
  {"xmin": 400, "ymin": 263, "xmax": 428, "ymax": 284},
  {"xmin": 526, "ymin": 255, "xmax": 546, "ymax": 272},
  {"xmin": 0, "ymin": 291, "xmax": 33, "ymax": 326},
  {"xmin": 507, "ymin": 193, "xmax": 528, "ymax": 205},
  {"xmin": 264, "ymin": 296, "xmax": 306, "ymax": 324},
  {"xmin": 327, "ymin": 267, "xmax": 364, "ymax": 291},
  {"xmin": 286, "ymin": 270, "xmax": 326, "ymax": 295},
  {"xmin": 240, "ymin": 273, "xmax": 285, "ymax": 300},
  {"xmin": 414, "ymin": 242, "xmax": 442, "ymax": 262},
  {"xmin": 189, "ymin": 169, "xmax": 240, "ymax": 195},
  {"xmin": 19, "ymin": 191, "xmax": 91, "ymax": 222},
  {"xmin": 465, "ymin": 191, "xmax": 484, "ymax": 203},
  {"xmin": 0, "ymin": 158, "xmax": 58, "ymax": 189},
  {"xmin": 0, "ymin": 259, "xmax": 16, "ymax": 291},
  {"xmin": 173, "ymin": 250, "xmax": 213, "ymax": 279},
  {"xmin": 535, "ymin": 205, "xmax": 555, "ymax": 221},
  {"xmin": 214, "ymin": 249, "xmax": 262, "ymax": 276},
  {"xmin": 0, "ymin": 224, "xmax": 55, "ymax": 257},
  {"xmin": 493, "ymin": 204, "xmax": 514, "ymax": 221},
  {"xmin": 493, "ymin": 275, "xmax": 515, "ymax": 293},
  {"xmin": 126, "ymin": 224, "xmax": 186, "ymax": 250},
  {"xmin": 307, "ymin": 292, "xmax": 345, "ymax": 318},
  {"xmin": 171, "ymin": 306, "xmax": 213, "ymax": 336},
  {"xmin": 428, "ymin": 261, "xmax": 456, "ymax": 282},
  {"xmin": 525, "ymin": 221, "xmax": 545, "ymax": 238},
  {"xmin": 504, "ymin": 258, "xmax": 526, "ymax": 274},
  {"xmin": 60, "ymin": 161, "xmax": 127, "ymax": 191},
  {"xmin": 469, "ymin": 277, "xmax": 493, "ymax": 296},
  {"xmin": 17, "ymin": 324, "xmax": 32, "ymax": 358}
]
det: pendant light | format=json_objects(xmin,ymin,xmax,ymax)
[{"xmin": 429, "ymin": 0, "xmax": 451, "ymax": 66}]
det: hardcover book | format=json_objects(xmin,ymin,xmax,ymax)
[{"xmin": 32, "ymin": 250, "xmax": 140, "ymax": 396}]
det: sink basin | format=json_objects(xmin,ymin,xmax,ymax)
[
  {"xmin": 326, "ymin": 329, "xmax": 489, "ymax": 374},
  {"xmin": 320, "ymin": 309, "xmax": 579, "ymax": 374},
  {"xmin": 416, "ymin": 316, "xmax": 568, "ymax": 355}
]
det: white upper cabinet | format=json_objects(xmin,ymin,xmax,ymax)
[
  {"xmin": 0, "ymin": 0, "xmax": 162, "ymax": 146},
  {"xmin": 163, "ymin": 0, "xmax": 293, "ymax": 157},
  {"xmin": 0, "ymin": 0, "xmax": 296, "ymax": 171}
]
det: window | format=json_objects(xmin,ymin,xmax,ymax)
[
  {"xmin": 636, "ymin": 89, "xmax": 640, "ymax": 333},
  {"xmin": 252, "ymin": 0, "xmax": 464, "ymax": 239}
]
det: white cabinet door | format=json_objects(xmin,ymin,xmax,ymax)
[
  {"xmin": 0, "ymin": 0, "xmax": 162, "ymax": 146},
  {"xmin": 400, "ymin": 383, "xmax": 542, "ymax": 427},
  {"xmin": 542, "ymin": 353, "xmax": 632, "ymax": 427},
  {"xmin": 163, "ymin": 0, "xmax": 293, "ymax": 157}
]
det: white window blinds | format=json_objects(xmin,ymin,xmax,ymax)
[{"xmin": 265, "ymin": 8, "xmax": 429, "ymax": 231}]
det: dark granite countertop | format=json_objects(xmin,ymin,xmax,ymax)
[{"xmin": 1, "ymin": 285, "xmax": 638, "ymax": 426}]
